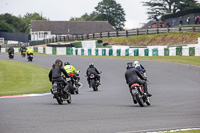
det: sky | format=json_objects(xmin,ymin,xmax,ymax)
[{"xmin": 0, "ymin": 0, "xmax": 200, "ymax": 29}]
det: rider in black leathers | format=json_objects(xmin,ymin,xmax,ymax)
[
  {"xmin": 125, "ymin": 62, "xmax": 151, "ymax": 97},
  {"xmin": 48, "ymin": 59, "xmax": 70, "ymax": 92},
  {"xmin": 19, "ymin": 44, "xmax": 27, "ymax": 56},
  {"xmin": 86, "ymin": 63, "xmax": 101, "ymax": 87},
  {"xmin": 8, "ymin": 46, "xmax": 14, "ymax": 57}
]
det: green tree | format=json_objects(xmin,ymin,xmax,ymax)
[
  {"xmin": 0, "ymin": 20, "xmax": 14, "ymax": 32},
  {"xmin": 23, "ymin": 13, "xmax": 48, "ymax": 33},
  {"xmin": 95, "ymin": 0, "xmax": 126, "ymax": 30},
  {"xmin": 143, "ymin": 0, "xmax": 199, "ymax": 20}
]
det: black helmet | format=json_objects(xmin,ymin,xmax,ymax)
[
  {"xmin": 64, "ymin": 62, "xmax": 70, "ymax": 65},
  {"xmin": 55, "ymin": 59, "xmax": 62, "ymax": 64},
  {"xmin": 126, "ymin": 62, "xmax": 134, "ymax": 69},
  {"xmin": 89, "ymin": 63, "xmax": 94, "ymax": 67}
]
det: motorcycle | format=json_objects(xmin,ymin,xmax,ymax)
[
  {"xmin": 8, "ymin": 52, "xmax": 14, "ymax": 59},
  {"xmin": 88, "ymin": 72, "xmax": 101, "ymax": 91},
  {"xmin": 27, "ymin": 53, "xmax": 33, "ymax": 61},
  {"xmin": 51, "ymin": 81, "xmax": 71, "ymax": 105},
  {"xmin": 21, "ymin": 50, "xmax": 26, "ymax": 57},
  {"xmin": 66, "ymin": 71, "xmax": 81, "ymax": 95},
  {"xmin": 129, "ymin": 83, "xmax": 150, "ymax": 107}
]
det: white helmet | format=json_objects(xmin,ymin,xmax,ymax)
[{"xmin": 134, "ymin": 61, "xmax": 140, "ymax": 68}]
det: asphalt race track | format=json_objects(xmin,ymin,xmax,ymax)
[{"xmin": 0, "ymin": 53, "xmax": 200, "ymax": 133}]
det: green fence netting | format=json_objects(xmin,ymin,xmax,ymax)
[
  {"xmin": 189, "ymin": 47, "xmax": 195, "ymax": 56},
  {"xmin": 52, "ymin": 47, "xmax": 56, "ymax": 55},
  {"xmin": 152, "ymin": 48, "xmax": 158, "ymax": 56},
  {"xmin": 75, "ymin": 49, "xmax": 78, "ymax": 55},
  {"xmin": 109, "ymin": 49, "xmax": 113, "ymax": 56},
  {"xmin": 29, "ymin": 40, "xmax": 44, "ymax": 46},
  {"xmin": 71, "ymin": 42, "xmax": 82, "ymax": 48},
  {"xmin": 88, "ymin": 49, "xmax": 92, "ymax": 56},
  {"xmin": 95, "ymin": 49, "xmax": 99, "ymax": 56},
  {"xmin": 66, "ymin": 47, "xmax": 71, "ymax": 55},
  {"xmin": 134, "ymin": 49, "xmax": 139, "ymax": 56},
  {"xmin": 125, "ymin": 49, "xmax": 129, "ymax": 56},
  {"xmin": 43, "ymin": 48, "xmax": 46, "ymax": 54},
  {"xmin": 102, "ymin": 49, "xmax": 106, "ymax": 56},
  {"xmin": 144, "ymin": 49, "xmax": 149, "ymax": 56},
  {"xmin": 70, "ymin": 48, "xmax": 73, "ymax": 55},
  {"xmin": 81, "ymin": 49, "xmax": 84, "ymax": 55},
  {"xmin": 176, "ymin": 46, "xmax": 182, "ymax": 56},
  {"xmin": 117, "ymin": 49, "xmax": 121, "ymax": 56},
  {"xmin": 164, "ymin": 48, "xmax": 169, "ymax": 56}
]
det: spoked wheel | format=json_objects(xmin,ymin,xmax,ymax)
[{"xmin": 136, "ymin": 94, "xmax": 144, "ymax": 107}]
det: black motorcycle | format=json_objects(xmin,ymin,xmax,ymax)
[
  {"xmin": 21, "ymin": 50, "xmax": 26, "ymax": 57},
  {"xmin": 8, "ymin": 52, "xmax": 14, "ymax": 59},
  {"xmin": 66, "ymin": 72, "xmax": 80, "ymax": 94},
  {"xmin": 27, "ymin": 53, "xmax": 33, "ymax": 61},
  {"xmin": 51, "ymin": 81, "xmax": 71, "ymax": 105},
  {"xmin": 129, "ymin": 83, "xmax": 150, "ymax": 107},
  {"xmin": 88, "ymin": 72, "xmax": 101, "ymax": 91}
]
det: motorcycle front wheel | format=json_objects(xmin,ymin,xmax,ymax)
[{"xmin": 55, "ymin": 95, "xmax": 63, "ymax": 105}]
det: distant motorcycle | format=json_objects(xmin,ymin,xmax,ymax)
[
  {"xmin": 88, "ymin": 72, "xmax": 101, "ymax": 91},
  {"xmin": 129, "ymin": 83, "xmax": 150, "ymax": 107},
  {"xmin": 66, "ymin": 71, "xmax": 80, "ymax": 94},
  {"xmin": 27, "ymin": 53, "xmax": 33, "ymax": 61},
  {"xmin": 8, "ymin": 52, "xmax": 14, "ymax": 59},
  {"xmin": 21, "ymin": 50, "xmax": 26, "ymax": 57},
  {"xmin": 51, "ymin": 81, "xmax": 71, "ymax": 105}
]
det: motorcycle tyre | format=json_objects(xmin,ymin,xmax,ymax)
[
  {"xmin": 56, "ymin": 95, "xmax": 63, "ymax": 105},
  {"xmin": 136, "ymin": 93, "xmax": 144, "ymax": 107},
  {"xmin": 68, "ymin": 82, "xmax": 75, "ymax": 94},
  {"xmin": 91, "ymin": 80, "xmax": 98, "ymax": 91},
  {"xmin": 67, "ymin": 93, "xmax": 71, "ymax": 104}
]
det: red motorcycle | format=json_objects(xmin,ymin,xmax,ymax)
[{"xmin": 129, "ymin": 83, "xmax": 150, "ymax": 107}]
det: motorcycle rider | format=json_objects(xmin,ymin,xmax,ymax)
[
  {"xmin": 8, "ymin": 46, "xmax": 14, "ymax": 58},
  {"xmin": 26, "ymin": 47, "xmax": 34, "ymax": 58},
  {"xmin": 125, "ymin": 62, "xmax": 152, "ymax": 98},
  {"xmin": 19, "ymin": 44, "xmax": 27, "ymax": 56},
  {"xmin": 86, "ymin": 63, "xmax": 101, "ymax": 88},
  {"xmin": 64, "ymin": 62, "xmax": 81, "ymax": 87},
  {"xmin": 133, "ymin": 61, "xmax": 146, "ymax": 74},
  {"xmin": 48, "ymin": 59, "xmax": 70, "ymax": 96}
]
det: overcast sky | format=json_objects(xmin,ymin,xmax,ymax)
[{"xmin": 0, "ymin": 0, "xmax": 200, "ymax": 29}]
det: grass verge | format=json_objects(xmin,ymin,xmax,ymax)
[{"xmin": 0, "ymin": 59, "xmax": 51, "ymax": 96}]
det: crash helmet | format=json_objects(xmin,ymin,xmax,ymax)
[
  {"xmin": 55, "ymin": 59, "xmax": 62, "ymax": 64},
  {"xmin": 89, "ymin": 63, "xmax": 94, "ymax": 67},
  {"xmin": 64, "ymin": 62, "xmax": 70, "ymax": 66},
  {"xmin": 134, "ymin": 61, "xmax": 140, "ymax": 68},
  {"xmin": 126, "ymin": 62, "xmax": 134, "ymax": 69}
]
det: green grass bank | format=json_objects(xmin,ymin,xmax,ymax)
[{"xmin": 0, "ymin": 59, "xmax": 51, "ymax": 96}]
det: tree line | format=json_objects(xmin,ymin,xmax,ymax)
[{"xmin": 0, "ymin": 0, "xmax": 199, "ymax": 34}]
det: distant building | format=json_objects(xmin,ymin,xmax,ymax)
[{"xmin": 30, "ymin": 20, "xmax": 115, "ymax": 41}]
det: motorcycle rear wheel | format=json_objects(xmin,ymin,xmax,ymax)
[
  {"xmin": 68, "ymin": 82, "xmax": 75, "ymax": 94},
  {"xmin": 136, "ymin": 94, "xmax": 144, "ymax": 107},
  {"xmin": 91, "ymin": 80, "xmax": 98, "ymax": 91}
]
